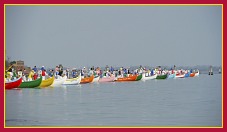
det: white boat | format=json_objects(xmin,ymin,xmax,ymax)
[
  {"xmin": 141, "ymin": 73, "xmax": 157, "ymax": 81},
  {"xmin": 195, "ymin": 70, "xmax": 199, "ymax": 77},
  {"xmin": 63, "ymin": 74, "xmax": 81, "ymax": 85},
  {"xmin": 51, "ymin": 75, "xmax": 67, "ymax": 87},
  {"xmin": 175, "ymin": 73, "xmax": 185, "ymax": 78}
]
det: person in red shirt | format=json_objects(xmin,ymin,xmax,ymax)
[
  {"xmin": 42, "ymin": 69, "xmax": 46, "ymax": 80},
  {"xmin": 33, "ymin": 73, "xmax": 38, "ymax": 80}
]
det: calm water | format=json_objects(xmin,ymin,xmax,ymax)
[{"xmin": 5, "ymin": 74, "xmax": 222, "ymax": 127}]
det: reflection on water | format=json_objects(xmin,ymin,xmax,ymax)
[{"xmin": 5, "ymin": 74, "xmax": 222, "ymax": 127}]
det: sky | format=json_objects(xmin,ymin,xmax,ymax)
[{"xmin": 6, "ymin": 5, "xmax": 222, "ymax": 69}]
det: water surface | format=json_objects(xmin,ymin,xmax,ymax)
[{"xmin": 5, "ymin": 74, "xmax": 222, "ymax": 127}]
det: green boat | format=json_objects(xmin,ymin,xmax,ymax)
[
  {"xmin": 135, "ymin": 74, "xmax": 142, "ymax": 81},
  {"xmin": 18, "ymin": 76, "xmax": 42, "ymax": 88},
  {"xmin": 156, "ymin": 74, "xmax": 168, "ymax": 79}
]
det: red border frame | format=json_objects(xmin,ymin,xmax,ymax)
[{"xmin": 0, "ymin": 0, "xmax": 225, "ymax": 131}]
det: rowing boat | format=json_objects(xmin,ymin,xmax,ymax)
[
  {"xmin": 5, "ymin": 77, "xmax": 22, "ymax": 90},
  {"xmin": 80, "ymin": 75, "xmax": 94, "ymax": 84},
  {"xmin": 195, "ymin": 71, "xmax": 199, "ymax": 77},
  {"xmin": 116, "ymin": 74, "xmax": 137, "ymax": 82},
  {"xmin": 167, "ymin": 73, "xmax": 175, "ymax": 79},
  {"xmin": 190, "ymin": 73, "xmax": 195, "ymax": 77},
  {"xmin": 141, "ymin": 74, "xmax": 157, "ymax": 81},
  {"xmin": 98, "ymin": 75, "xmax": 115, "ymax": 82},
  {"xmin": 175, "ymin": 73, "xmax": 185, "ymax": 78},
  {"xmin": 39, "ymin": 76, "xmax": 55, "ymax": 87},
  {"xmin": 63, "ymin": 74, "xmax": 81, "ymax": 85},
  {"xmin": 51, "ymin": 76, "xmax": 67, "ymax": 87},
  {"xmin": 19, "ymin": 76, "xmax": 42, "ymax": 88},
  {"xmin": 156, "ymin": 74, "xmax": 168, "ymax": 79}
]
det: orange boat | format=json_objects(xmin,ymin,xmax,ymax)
[
  {"xmin": 190, "ymin": 73, "xmax": 195, "ymax": 77},
  {"xmin": 80, "ymin": 75, "xmax": 94, "ymax": 84},
  {"xmin": 116, "ymin": 74, "xmax": 138, "ymax": 82}
]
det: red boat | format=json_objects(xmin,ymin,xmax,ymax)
[
  {"xmin": 190, "ymin": 73, "xmax": 195, "ymax": 77},
  {"xmin": 5, "ymin": 77, "xmax": 23, "ymax": 90}
]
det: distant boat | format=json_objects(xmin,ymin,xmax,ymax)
[
  {"xmin": 219, "ymin": 68, "xmax": 221, "ymax": 74},
  {"xmin": 80, "ymin": 75, "xmax": 94, "ymax": 84},
  {"xmin": 116, "ymin": 74, "xmax": 138, "ymax": 82},
  {"xmin": 184, "ymin": 72, "xmax": 190, "ymax": 78},
  {"xmin": 175, "ymin": 73, "xmax": 185, "ymax": 78},
  {"xmin": 190, "ymin": 73, "xmax": 195, "ymax": 77},
  {"xmin": 63, "ymin": 74, "xmax": 81, "ymax": 85},
  {"xmin": 195, "ymin": 70, "xmax": 200, "ymax": 77},
  {"xmin": 156, "ymin": 74, "xmax": 168, "ymax": 79},
  {"xmin": 142, "ymin": 73, "xmax": 157, "ymax": 81},
  {"xmin": 209, "ymin": 66, "xmax": 213, "ymax": 75},
  {"xmin": 167, "ymin": 73, "xmax": 175, "ymax": 79},
  {"xmin": 98, "ymin": 75, "xmax": 115, "ymax": 82}
]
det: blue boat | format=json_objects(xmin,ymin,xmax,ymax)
[
  {"xmin": 167, "ymin": 73, "xmax": 175, "ymax": 79},
  {"xmin": 184, "ymin": 72, "xmax": 190, "ymax": 78}
]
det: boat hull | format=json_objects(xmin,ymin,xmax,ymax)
[
  {"xmin": 195, "ymin": 71, "xmax": 199, "ymax": 77},
  {"xmin": 156, "ymin": 74, "xmax": 168, "ymax": 79},
  {"xmin": 63, "ymin": 75, "xmax": 81, "ymax": 85},
  {"xmin": 175, "ymin": 73, "xmax": 185, "ymax": 78},
  {"xmin": 184, "ymin": 73, "xmax": 190, "ymax": 78},
  {"xmin": 190, "ymin": 73, "xmax": 195, "ymax": 77},
  {"xmin": 19, "ymin": 76, "xmax": 42, "ymax": 88},
  {"xmin": 116, "ymin": 74, "xmax": 137, "ymax": 82},
  {"xmin": 167, "ymin": 73, "xmax": 175, "ymax": 79},
  {"xmin": 80, "ymin": 75, "xmax": 94, "ymax": 84},
  {"xmin": 135, "ymin": 74, "xmax": 142, "ymax": 81},
  {"xmin": 98, "ymin": 76, "xmax": 115, "ymax": 82},
  {"xmin": 5, "ymin": 77, "xmax": 23, "ymax": 90},
  {"xmin": 39, "ymin": 76, "xmax": 55, "ymax": 87},
  {"xmin": 51, "ymin": 76, "xmax": 67, "ymax": 87},
  {"xmin": 142, "ymin": 74, "xmax": 157, "ymax": 81}
]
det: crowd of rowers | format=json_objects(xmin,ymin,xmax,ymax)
[{"xmin": 5, "ymin": 64, "xmax": 199, "ymax": 82}]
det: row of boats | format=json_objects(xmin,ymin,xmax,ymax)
[{"xmin": 5, "ymin": 70, "xmax": 199, "ymax": 90}]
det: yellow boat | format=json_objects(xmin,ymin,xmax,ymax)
[{"xmin": 39, "ymin": 76, "xmax": 55, "ymax": 87}]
